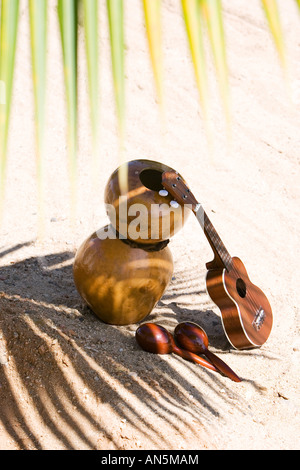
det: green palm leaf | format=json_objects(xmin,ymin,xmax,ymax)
[
  {"xmin": 181, "ymin": 0, "xmax": 209, "ymax": 120},
  {"xmin": 200, "ymin": 0, "xmax": 230, "ymax": 122},
  {"xmin": 0, "ymin": 0, "xmax": 293, "ymax": 228},
  {"xmin": 58, "ymin": 0, "xmax": 78, "ymax": 217},
  {"xmin": 0, "ymin": 0, "xmax": 19, "ymax": 216},
  {"xmin": 83, "ymin": 0, "xmax": 100, "ymax": 172},
  {"xmin": 261, "ymin": 0, "xmax": 286, "ymax": 68},
  {"xmin": 107, "ymin": 0, "xmax": 127, "ymax": 193},
  {"xmin": 181, "ymin": 0, "xmax": 215, "ymax": 154},
  {"xmin": 29, "ymin": 0, "xmax": 47, "ymax": 237},
  {"xmin": 107, "ymin": 0, "xmax": 125, "ymax": 140},
  {"xmin": 142, "ymin": 0, "xmax": 163, "ymax": 109}
]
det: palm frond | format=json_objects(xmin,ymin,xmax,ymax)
[
  {"xmin": 261, "ymin": 0, "xmax": 286, "ymax": 68},
  {"xmin": 107, "ymin": 0, "xmax": 127, "ymax": 193},
  {"xmin": 0, "ymin": 0, "xmax": 294, "ymax": 228},
  {"xmin": 181, "ymin": 0, "xmax": 209, "ymax": 120},
  {"xmin": 29, "ymin": 0, "xmax": 47, "ymax": 237},
  {"xmin": 142, "ymin": 0, "xmax": 163, "ymax": 109},
  {"xmin": 181, "ymin": 0, "xmax": 216, "ymax": 155},
  {"xmin": 0, "ymin": 0, "xmax": 19, "ymax": 215},
  {"xmin": 58, "ymin": 0, "xmax": 78, "ymax": 216},
  {"xmin": 200, "ymin": 0, "xmax": 230, "ymax": 122},
  {"xmin": 107, "ymin": 0, "xmax": 125, "ymax": 140},
  {"xmin": 83, "ymin": 0, "xmax": 100, "ymax": 167}
]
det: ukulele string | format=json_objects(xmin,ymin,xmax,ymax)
[
  {"xmin": 201, "ymin": 203, "xmax": 260, "ymax": 316},
  {"xmin": 229, "ymin": 264, "xmax": 260, "ymax": 317},
  {"xmin": 195, "ymin": 196, "xmax": 260, "ymax": 315},
  {"xmin": 165, "ymin": 173, "xmax": 260, "ymax": 321},
  {"xmin": 202, "ymin": 205, "xmax": 261, "ymax": 318}
]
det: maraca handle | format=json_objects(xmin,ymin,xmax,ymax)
[
  {"xmin": 172, "ymin": 344, "xmax": 218, "ymax": 372},
  {"xmin": 204, "ymin": 349, "xmax": 241, "ymax": 382}
]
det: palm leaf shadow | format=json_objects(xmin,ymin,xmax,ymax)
[{"xmin": 0, "ymin": 248, "xmax": 260, "ymax": 449}]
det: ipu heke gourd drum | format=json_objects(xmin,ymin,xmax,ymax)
[{"xmin": 73, "ymin": 159, "xmax": 189, "ymax": 325}]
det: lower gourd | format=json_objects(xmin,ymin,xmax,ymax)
[{"xmin": 73, "ymin": 225, "xmax": 174, "ymax": 325}]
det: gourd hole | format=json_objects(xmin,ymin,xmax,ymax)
[{"xmin": 139, "ymin": 169, "xmax": 164, "ymax": 192}]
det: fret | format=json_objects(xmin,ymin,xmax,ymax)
[{"xmin": 195, "ymin": 205, "xmax": 232, "ymax": 270}]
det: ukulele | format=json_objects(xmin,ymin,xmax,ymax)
[{"xmin": 162, "ymin": 170, "xmax": 273, "ymax": 350}]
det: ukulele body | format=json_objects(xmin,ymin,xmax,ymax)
[{"xmin": 206, "ymin": 257, "xmax": 273, "ymax": 349}]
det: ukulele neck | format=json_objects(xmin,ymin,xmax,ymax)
[
  {"xmin": 161, "ymin": 170, "xmax": 233, "ymax": 271},
  {"xmin": 194, "ymin": 204, "xmax": 233, "ymax": 271}
]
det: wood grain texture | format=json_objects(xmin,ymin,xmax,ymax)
[{"xmin": 206, "ymin": 257, "xmax": 273, "ymax": 349}]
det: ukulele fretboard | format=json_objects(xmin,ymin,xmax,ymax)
[{"xmin": 195, "ymin": 205, "xmax": 233, "ymax": 271}]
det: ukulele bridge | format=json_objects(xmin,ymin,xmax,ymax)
[{"xmin": 252, "ymin": 307, "xmax": 266, "ymax": 331}]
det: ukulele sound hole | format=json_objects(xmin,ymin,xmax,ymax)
[
  {"xmin": 236, "ymin": 278, "xmax": 247, "ymax": 298},
  {"xmin": 139, "ymin": 169, "xmax": 164, "ymax": 192}
]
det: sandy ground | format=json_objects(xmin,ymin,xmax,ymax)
[{"xmin": 0, "ymin": 0, "xmax": 299, "ymax": 450}]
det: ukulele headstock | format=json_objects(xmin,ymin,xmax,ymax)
[{"xmin": 162, "ymin": 170, "xmax": 198, "ymax": 209}]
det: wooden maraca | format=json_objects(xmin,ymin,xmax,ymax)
[
  {"xmin": 135, "ymin": 323, "xmax": 217, "ymax": 372},
  {"xmin": 174, "ymin": 322, "xmax": 241, "ymax": 382}
]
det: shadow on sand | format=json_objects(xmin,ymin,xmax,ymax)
[{"xmin": 0, "ymin": 244, "xmax": 270, "ymax": 449}]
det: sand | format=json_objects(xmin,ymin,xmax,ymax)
[{"xmin": 0, "ymin": 0, "xmax": 299, "ymax": 450}]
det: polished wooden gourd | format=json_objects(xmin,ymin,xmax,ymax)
[
  {"xmin": 104, "ymin": 159, "xmax": 189, "ymax": 244},
  {"xmin": 73, "ymin": 226, "xmax": 174, "ymax": 325}
]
